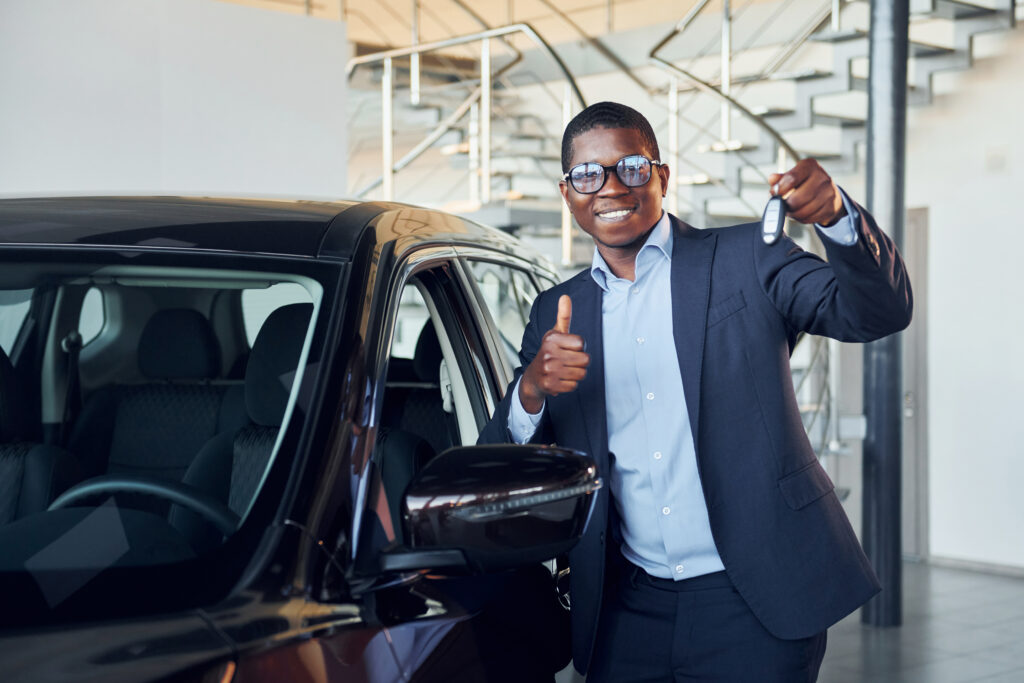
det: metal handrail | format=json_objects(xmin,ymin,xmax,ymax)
[
  {"xmin": 650, "ymin": 56, "xmax": 802, "ymax": 164},
  {"xmin": 536, "ymin": 0, "xmax": 651, "ymax": 93},
  {"xmin": 347, "ymin": 23, "xmax": 584, "ymax": 107},
  {"xmin": 649, "ymin": 0, "xmax": 715, "ymax": 57},
  {"xmin": 348, "ymin": 23, "xmax": 587, "ymax": 206}
]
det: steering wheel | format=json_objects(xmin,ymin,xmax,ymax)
[{"xmin": 48, "ymin": 474, "xmax": 240, "ymax": 536}]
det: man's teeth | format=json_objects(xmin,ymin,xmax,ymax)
[{"xmin": 600, "ymin": 209, "xmax": 632, "ymax": 219}]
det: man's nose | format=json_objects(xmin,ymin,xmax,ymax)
[{"xmin": 598, "ymin": 168, "xmax": 629, "ymax": 195}]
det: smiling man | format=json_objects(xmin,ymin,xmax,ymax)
[{"xmin": 479, "ymin": 102, "xmax": 913, "ymax": 681}]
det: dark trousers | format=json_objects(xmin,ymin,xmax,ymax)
[{"xmin": 587, "ymin": 566, "xmax": 827, "ymax": 682}]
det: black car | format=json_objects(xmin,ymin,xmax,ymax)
[{"xmin": 0, "ymin": 196, "xmax": 599, "ymax": 682}]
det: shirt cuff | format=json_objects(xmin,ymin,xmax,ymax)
[
  {"xmin": 508, "ymin": 376, "xmax": 544, "ymax": 444},
  {"xmin": 815, "ymin": 187, "xmax": 860, "ymax": 246}
]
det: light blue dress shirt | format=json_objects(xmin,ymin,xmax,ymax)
[{"xmin": 509, "ymin": 193, "xmax": 860, "ymax": 580}]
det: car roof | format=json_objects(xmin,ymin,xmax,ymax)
[{"xmin": 0, "ymin": 196, "xmax": 544, "ymax": 265}]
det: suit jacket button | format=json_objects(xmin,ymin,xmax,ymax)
[{"xmin": 599, "ymin": 532, "xmax": 605, "ymax": 544}]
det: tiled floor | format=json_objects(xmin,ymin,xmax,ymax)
[
  {"xmin": 819, "ymin": 561, "xmax": 1024, "ymax": 682},
  {"xmin": 557, "ymin": 561, "xmax": 1024, "ymax": 682}
]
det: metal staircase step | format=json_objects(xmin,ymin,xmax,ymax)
[
  {"xmin": 696, "ymin": 140, "xmax": 751, "ymax": 154},
  {"xmin": 675, "ymin": 173, "xmax": 713, "ymax": 186},
  {"xmin": 796, "ymin": 150, "xmax": 843, "ymax": 162},
  {"xmin": 770, "ymin": 68, "xmax": 833, "ymax": 82},
  {"xmin": 930, "ymin": 0, "xmax": 1002, "ymax": 20},
  {"xmin": 812, "ymin": 112, "xmax": 867, "ymax": 128},
  {"xmin": 811, "ymin": 28, "xmax": 871, "ymax": 44},
  {"xmin": 458, "ymin": 199, "xmax": 564, "ymax": 230},
  {"xmin": 812, "ymin": 28, "xmax": 954, "ymax": 58},
  {"xmin": 757, "ymin": 106, "xmax": 865, "ymax": 130},
  {"xmin": 752, "ymin": 105, "xmax": 796, "ymax": 118}
]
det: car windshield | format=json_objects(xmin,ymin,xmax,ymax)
[{"xmin": 0, "ymin": 257, "xmax": 322, "ymax": 601}]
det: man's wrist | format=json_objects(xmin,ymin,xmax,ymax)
[
  {"xmin": 820, "ymin": 204, "xmax": 847, "ymax": 227},
  {"xmin": 518, "ymin": 377, "xmax": 545, "ymax": 415}
]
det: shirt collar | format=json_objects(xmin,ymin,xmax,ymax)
[{"xmin": 590, "ymin": 211, "xmax": 672, "ymax": 292}]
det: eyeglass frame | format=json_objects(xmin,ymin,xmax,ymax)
[{"xmin": 561, "ymin": 154, "xmax": 664, "ymax": 194}]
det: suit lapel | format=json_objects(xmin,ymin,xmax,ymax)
[
  {"xmin": 568, "ymin": 272, "xmax": 608, "ymax": 468},
  {"xmin": 669, "ymin": 215, "xmax": 717, "ymax": 447}
]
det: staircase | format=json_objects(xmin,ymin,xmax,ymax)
[
  {"xmin": 347, "ymin": 0, "xmax": 1017, "ymax": 261},
  {"xmin": 345, "ymin": 0, "xmax": 1019, "ymax": 468}
]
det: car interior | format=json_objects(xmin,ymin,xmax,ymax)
[
  {"xmin": 0, "ymin": 252, "xmax": 549, "ymax": 580},
  {"xmin": 0, "ymin": 261, "xmax": 321, "ymax": 569}
]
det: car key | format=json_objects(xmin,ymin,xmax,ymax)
[{"xmin": 761, "ymin": 194, "xmax": 787, "ymax": 245}]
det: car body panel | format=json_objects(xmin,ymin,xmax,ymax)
[{"xmin": 0, "ymin": 196, "xmax": 581, "ymax": 683}]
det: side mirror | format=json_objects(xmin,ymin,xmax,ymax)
[{"xmin": 380, "ymin": 444, "xmax": 600, "ymax": 574}]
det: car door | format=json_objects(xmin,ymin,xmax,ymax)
[{"xmin": 294, "ymin": 245, "xmax": 568, "ymax": 682}]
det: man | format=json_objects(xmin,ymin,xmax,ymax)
[{"xmin": 478, "ymin": 102, "xmax": 912, "ymax": 681}]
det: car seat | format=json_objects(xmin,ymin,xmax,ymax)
[
  {"xmin": 0, "ymin": 346, "xmax": 79, "ymax": 524},
  {"xmin": 381, "ymin": 322, "xmax": 455, "ymax": 456},
  {"xmin": 169, "ymin": 303, "xmax": 312, "ymax": 550},
  {"xmin": 68, "ymin": 309, "xmax": 248, "ymax": 496}
]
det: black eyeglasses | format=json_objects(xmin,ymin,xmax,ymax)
[{"xmin": 562, "ymin": 154, "xmax": 662, "ymax": 194}]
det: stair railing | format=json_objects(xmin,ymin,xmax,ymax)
[
  {"xmin": 347, "ymin": 24, "xmax": 586, "ymax": 207},
  {"xmin": 648, "ymin": 0, "xmax": 841, "ymax": 221}
]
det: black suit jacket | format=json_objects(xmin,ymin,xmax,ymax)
[{"xmin": 478, "ymin": 207, "xmax": 913, "ymax": 674}]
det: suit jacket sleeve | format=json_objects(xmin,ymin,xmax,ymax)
[
  {"xmin": 756, "ymin": 200, "xmax": 913, "ymax": 341},
  {"xmin": 477, "ymin": 290, "xmax": 556, "ymax": 445}
]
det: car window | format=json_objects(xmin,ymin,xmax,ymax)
[
  {"xmin": 0, "ymin": 261, "xmax": 323, "ymax": 585},
  {"xmin": 241, "ymin": 282, "xmax": 312, "ymax": 345},
  {"xmin": 465, "ymin": 260, "xmax": 540, "ymax": 369},
  {"xmin": 78, "ymin": 287, "xmax": 104, "ymax": 346},
  {"xmin": 0, "ymin": 288, "xmax": 32, "ymax": 356},
  {"xmin": 391, "ymin": 285, "xmax": 431, "ymax": 360}
]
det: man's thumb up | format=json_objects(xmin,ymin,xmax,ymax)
[{"xmin": 554, "ymin": 295, "xmax": 572, "ymax": 334}]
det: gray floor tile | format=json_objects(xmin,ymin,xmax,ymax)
[
  {"xmin": 817, "ymin": 562, "xmax": 1024, "ymax": 683},
  {"xmin": 893, "ymin": 654, "xmax": 1021, "ymax": 683},
  {"xmin": 575, "ymin": 562, "xmax": 1024, "ymax": 681}
]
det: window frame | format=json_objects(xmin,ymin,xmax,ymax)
[{"xmin": 453, "ymin": 248, "xmax": 555, "ymax": 395}]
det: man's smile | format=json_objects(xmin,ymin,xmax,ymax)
[{"xmin": 596, "ymin": 207, "xmax": 636, "ymax": 221}]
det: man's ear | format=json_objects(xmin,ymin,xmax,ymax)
[
  {"xmin": 558, "ymin": 180, "xmax": 570, "ymax": 205},
  {"xmin": 658, "ymin": 164, "xmax": 671, "ymax": 198}
]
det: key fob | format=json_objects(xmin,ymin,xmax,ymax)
[{"xmin": 761, "ymin": 195, "xmax": 787, "ymax": 245}]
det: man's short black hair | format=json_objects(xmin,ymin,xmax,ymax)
[{"xmin": 560, "ymin": 101, "xmax": 661, "ymax": 173}]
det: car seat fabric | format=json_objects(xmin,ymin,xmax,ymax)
[
  {"xmin": 382, "ymin": 322, "xmax": 454, "ymax": 456},
  {"xmin": 169, "ymin": 303, "xmax": 312, "ymax": 550},
  {"xmin": 68, "ymin": 308, "xmax": 246, "ymax": 498},
  {"xmin": 375, "ymin": 427, "xmax": 435, "ymax": 545},
  {"xmin": 0, "ymin": 346, "xmax": 79, "ymax": 524},
  {"xmin": 136, "ymin": 308, "xmax": 221, "ymax": 379}
]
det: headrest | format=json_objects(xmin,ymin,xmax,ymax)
[
  {"xmin": 0, "ymin": 346, "xmax": 29, "ymax": 441},
  {"xmin": 245, "ymin": 303, "xmax": 313, "ymax": 427},
  {"xmin": 138, "ymin": 309, "xmax": 221, "ymax": 380},
  {"xmin": 412, "ymin": 322, "xmax": 442, "ymax": 383}
]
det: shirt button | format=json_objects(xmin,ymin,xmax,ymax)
[
  {"xmin": 675, "ymin": 564, "xmax": 685, "ymax": 574},
  {"xmin": 631, "ymin": 287, "xmax": 640, "ymax": 295},
  {"xmin": 662, "ymin": 506, "xmax": 671, "ymax": 515},
  {"xmin": 646, "ymin": 392, "xmax": 655, "ymax": 400},
  {"xmin": 653, "ymin": 451, "xmax": 663, "ymax": 460},
  {"xmin": 636, "ymin": 336, "xmax": 645, "ymax": 344}
]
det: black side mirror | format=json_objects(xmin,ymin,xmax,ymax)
[{"xmin": 380, "ymin": 444, "xmax": 600, "ymax": 574}]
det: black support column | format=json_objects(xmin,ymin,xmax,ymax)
[{"xmin": 862, "ymin": 0, "xmax": 908, "ymax": 628}]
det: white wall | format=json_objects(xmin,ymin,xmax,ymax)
[
  {"xmin": 0, "ymin": 0, "xmax": 347, "ymax": 199},
  {"xmin": 905, "ymin": 29, "xmax": 1024, "ymax": 570}
]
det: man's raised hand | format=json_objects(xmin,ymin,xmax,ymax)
[
  {"xmin": 767, "ymin": 158, "xmax": 846, "ymax": 227},
  {"xmin": 518, "ymin": 294, "xmax": 590, "ymax": 414}
]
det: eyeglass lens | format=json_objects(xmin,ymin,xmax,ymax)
[{"xmin": 569, "ymin": 155, "xmax": 653, "ymax": 194}]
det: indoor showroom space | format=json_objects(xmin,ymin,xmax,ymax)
[{"xmin": 1, "ymin": 1, "xmax": 1023, "ymax": 682}]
